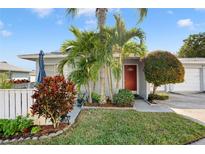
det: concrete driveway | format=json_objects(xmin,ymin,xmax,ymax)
[
  {"xmin": 157, "ymin": 92, "xmax": 205, "ymax": 125},
  {"xmin": 158, "ymin": 92, "xmax": 205, "ymax": 109}
]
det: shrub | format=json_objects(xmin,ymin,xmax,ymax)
[
  {"xmin": 31, "ymin": 75, "xmax": 77, "ymax": 128},
  {"xmin": 31, "ymin": 126, "xmax": 41, "ymax": 134},
  {"xmin": 0, "ymin": 116, "xmax": 33, "ymax": 137},
  {"xmin": 144, "ymin": 51, "xmax": 184, "ymax": 94},
  {"xmin": 0, "ymin": 73, "xmax": 13, "ymax": 89},
  {"xmin": 178, "ymin": 32, "xmax": 205, "ymax": 58},
  {"xmin": 91, "ymin": 92, "xmax": 101, "ymax": 103},
  {"xmin": 148, "ymin": 93, "xmax": 169, "ymax": 102},
  {"xmin": 113, "ymin": 89, "xmax": 134, "ymax": 106}
]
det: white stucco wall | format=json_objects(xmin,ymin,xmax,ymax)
[{"xmin": 35, "ymin": 57, "xmax": 149, "ymax": 99}]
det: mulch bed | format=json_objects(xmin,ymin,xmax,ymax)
[
  {"xmin": 0, "ymin": 123, "xmax": 68, "ymax": 140},
  {"xmin": 84, "ymin": 102, "xmax": 133, "ymax": 107}
]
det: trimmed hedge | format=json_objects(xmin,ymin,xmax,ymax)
[{"xmin": 113, "ymin": 89, "xmax": 134, "ymax": 106}]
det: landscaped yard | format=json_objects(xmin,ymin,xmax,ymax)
[{"xmin": 14, "ymin": 109, "xmax": 205, "ymax": 145}]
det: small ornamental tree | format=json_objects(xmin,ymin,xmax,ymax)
[
  {"xmin": 144, "ymin": 51, "xmax": 184, "ymax": 94},
  {"xmin": 178, "ymin": 32, "xmax": 205, "ymax": 57},
  {"xmin": 31, "ymin": 75, "xmax": 77, "ymax": 128}
]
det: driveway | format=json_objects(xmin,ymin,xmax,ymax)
[
  {"xmin": 157, "ymin": 92, "xmax": 205, "ymax": 125},
  {"xmin": 158, "ymin": 92, "xmax": 205, "ymax": 109}
]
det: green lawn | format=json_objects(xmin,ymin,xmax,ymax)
[{"xmin": 14, "ymin": 109, "xmax": 205, "ymax": 145}]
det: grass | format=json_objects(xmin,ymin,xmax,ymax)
[{"xmin": 13, "ymin": 109, "xmax": 205, "ymax": 145}]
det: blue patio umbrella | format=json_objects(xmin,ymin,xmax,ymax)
[{"xmin": 37, "ymin": 50, "xmax": 46, "ymax": 83}]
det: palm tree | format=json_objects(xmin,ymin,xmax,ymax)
[
  {"xmin": 58, "ymin": 27, "xmax": 101, "ymax": 103},
  {"xmin": 65, "ymin": 8, "xmax": 148, "ymax": 103},
  {"xmin": 105, "ymin": 14, "xmax": 145, "ymax": 91}
]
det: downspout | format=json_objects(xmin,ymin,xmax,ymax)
[{"xmin": 202, "ymin": 65, "xmax": 205, "ymax": 92}]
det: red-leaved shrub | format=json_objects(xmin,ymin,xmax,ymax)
[{"xmin": 31, "ymin": 75, "xmax": 77, "ymax": 128}]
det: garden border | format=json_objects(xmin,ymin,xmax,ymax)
[
  {"xmin": 0, "ymin": 125, "xmax": 71, "ymax": 144},
  {"xmin": 82, "ymin": 106, "xmax": 134, "ymax": 110},
  {"xmin": 0, "ymin": 105, "xmax": 82, "ymax": 144}
]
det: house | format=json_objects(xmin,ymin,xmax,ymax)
[
  {"xmin": 0, "ymin": 61, "xmax": 30, "ymax": 80},
  {"xmin": 29, "ymin": 70, "xmax": 36, "ymax": 82},
  {"xmin": 18, "ymin": 52, "xmax": 205, "ymax": 99}
]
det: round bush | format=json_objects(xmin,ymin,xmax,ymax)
[
  {"xmin": 144, "ymin": 51, "xmax": 184, "ymax": 94},
  {"xmin": 113, "ymin": 89, "xmax": 134, "ymax": 106}
]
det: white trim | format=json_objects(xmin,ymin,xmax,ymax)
[
  {"xmin": 179, "ymin": 58, "xmax": 205, "ymax": 64},
  {"xmin": 122, "ymin": 64, "xmax": 139, "ymax": 94}
]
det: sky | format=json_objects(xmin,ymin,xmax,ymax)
[{"xmin": 0, "ymin": 8, "xmax": 205, "ymax": 71}]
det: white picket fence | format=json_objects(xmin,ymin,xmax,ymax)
[{"xmin": 0, "ymin": 89, "xmax": 34, "ymax": 119}]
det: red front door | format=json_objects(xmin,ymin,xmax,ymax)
[{"xmin": 124, "ymin": 65, "xmax": 137, "ymax": 91}]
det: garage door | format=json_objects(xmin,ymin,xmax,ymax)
[{"xmin": 171, "ymin": 68, "xmax": 201, "ymax": 91}]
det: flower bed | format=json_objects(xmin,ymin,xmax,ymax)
[
  {"xmin": 0, "ymin": 123, "xmax": 70, "ymax": 144},
  {"xmin": 84, "ymin": 102, "xmax": 133, "ymax": 107},
  {"xmin": 9, "ymin": 79, "xmax": 30, "ymax": 84},
  {"xmin": 84, "ymin": 89, "xmax": 135, "ymax": 107}
]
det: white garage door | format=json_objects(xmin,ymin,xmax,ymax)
[{"xmin": 171, "ymin": 68, "xmax": 201, "ymax": 91}]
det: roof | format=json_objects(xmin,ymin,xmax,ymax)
[
  {"xmin": 18, "ymin": 51, "xmax": 205, "ymax": 65},
  {"xmin": 0, "ymin": 61, "xmax": 30, "ymax": 72},
  {"xmin": 18, "ymin": 51, "xmax": 66, "ymax": 61},
  {"xmin": 18, "ymin": 51, "xmax": 141, "ymax": 61}
]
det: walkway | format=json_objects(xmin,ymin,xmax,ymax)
[
  {"xmin": 67, "ymin": 105, "xmax": 82, "ymax": 124},
  {"xmin": 134, "ymin": 99, "xmax": 173, "ymax": 112}
]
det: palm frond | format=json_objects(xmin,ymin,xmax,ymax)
[
  {"xmin": 66, "ymin": 8, "xmax": 78, "ymax": 17},
  {"xmin": 137, "ymin": 8, "xmax": 148, "ymax": 24}
]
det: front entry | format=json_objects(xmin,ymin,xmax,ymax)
[{"xmin": 124, "ymin": 65, "xmax": 137, "ymax": 91}]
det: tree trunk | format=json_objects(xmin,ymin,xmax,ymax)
[
  {"xmin": 51, "ymin": 117, "xmax": 59, "ymax": 129},
  {"xmin": 109, "ymin": 67, "xmax": 114, "ymax": 100},
  {"xmin": 100, "ymin": 66, "xmax": 106, "ymax": 104},
  {"xmin": 107, "ymin": 66, "xmax": 113, "ymax": 101},
  {"xmin": 116, "ymin": 80, "xmax": 120, "ymax": 92},
  {"xmin": 116, "ymin": 55, "xmax": 122, "ymax": 92},
  {"xmin": 153, "ymin": 85, "xmax": 157, "ymax": 95},
  {"xmin": 87, "ymin": 81, "xmax": 92, "ymax": 103},
  {"xmin": 92, "ymin": 81, "xmax": 96, "ymax": 92}
]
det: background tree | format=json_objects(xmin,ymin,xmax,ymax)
[
  {"xmin": 144, "ymin": 51, "xmax": 185, "ymax": 94},
  {"xmin": 178, "ymin": 32, "xmax": 205, "ymax": 57},
  {"xmin": 66, "ymin": 8, "xmax": 148, "ymax": 103}
]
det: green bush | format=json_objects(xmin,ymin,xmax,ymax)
[
  {"xmin": 0, "ymin": 73, "xmax": 13, "ymax": 89},
  {"xmin": 31, "ymin": 75, "xmax": 77, "ymax": 128},
  {"xmin": 0, "ymin": 116, "xmax": 33, "ymax": 137},
  {"xmin": 178, "ymin": 32, "xmax": 205, "ymax": 58},
  {"xmin": 91, "ymin": 92, "xmax": 101, "ymax": 103},
  {"xmin": 148, "ymin": 93, "xmax": 169, "ymax": 102},
  {"xmin": 113, "ymin": 89, "xmax": 134, "ymax": 106},
  {"xmin": 31, "ymin": 126, "xmax": 41, "ymax": 134},
  {"xmin": 144, "ymin": 51, "xmax": 184, "ymax": 94}
]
